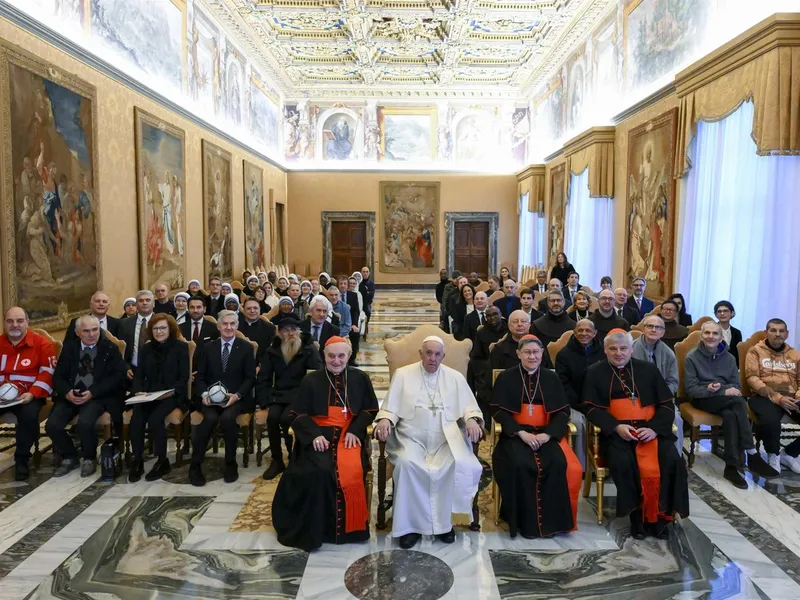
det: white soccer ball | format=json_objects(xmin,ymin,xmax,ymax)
[
  {"xmin": 0, "ymin": 383, "xmax": 20, "ymax": 402},
  {"xmin": 207, "ymin": 382, "xmax": 228, "ymax": 404}
]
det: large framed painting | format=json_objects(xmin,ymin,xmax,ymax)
[
  {"xmin": 243, "ymin": 160, "xmax": 265, "ymax": 270},
  {"xmin": 0, "ymin": 41, "xmax": 101, "ymax": 329},
  {"xmin": 134, "ymin": 108, "xmax": 186, "ymax": 292},
  {"xmin": 378, "ymin": 107, "xmax": 437, "ymax": 161},
  {"xmin": 202, "ymin": 140, "xmax": 233, "ymax": 281},
  {"xmin": 269, "ymin": 194, "xmax": 287, "ymax": 266},
  {"xmin": 625, "ymin": 108, "xmax": 678, "ymax": 298},
  {"xmin": 547, "ymin": 164, "xmax": 566, "ymax": 267},
  {"xmin": 379, "ymin": 181, "xmax": 439, "ymax": 273}
]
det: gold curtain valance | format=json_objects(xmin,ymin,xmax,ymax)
[
  {"xmin": 516, "ymin": 164, "xmax": 546, "ymax": 213},
  {"xmin": 674, "ymin": 13, "xmax": 800, "ymax": 178},
  {"xmin": 563, "ymin": 126, "xmax": 615, "ymax": 198}
]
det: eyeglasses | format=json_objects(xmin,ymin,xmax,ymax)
[
  {"xmin": 644, "ymin": 324, "xmax": 665, "ymax": 331},
  {"xmin": 152, "ymin": 326, "xmax": 169, "ymax": 332},
  {"xmin": 520, "ymin": 349, "xmax": 542, "ymax": 357},
  {"xmin": 716, "ymin": 308, "xmax": 731, "ymax": 314}
]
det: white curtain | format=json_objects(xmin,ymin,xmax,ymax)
[
  {"xmin": 564, "ymin": 170, "xmax": 614, "ymax": 289},
  {"xmin": 518, "ymin": 192, "xmax": 546, "ymax": 278},
  {"xmin": 677, "ymin": 100, "xmax": 800, "ymax": 342}
]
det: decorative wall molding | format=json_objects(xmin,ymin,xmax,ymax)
[
  {"xmin": 321, "ymin": 211, "xmax": 376, "ymax": 275},
  {"xmin": 444, "ymin": 212, "xmax": 499, "ymax": 276}
]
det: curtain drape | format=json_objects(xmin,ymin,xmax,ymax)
[
  {"xmin": 564, "ymin": 170, "xmax": 613, "ymax": 289},
  {"xmin": 677, "ymin": 100, "xmax": 800, "ymax": 342},
  {"xmin": 518, "ymin": 193, "xmax": 546, "ymax": 278}
]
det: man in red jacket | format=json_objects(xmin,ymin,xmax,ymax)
[{"xmin": 0, "ymin": 307, "xmax": 57, "ymax": 480}]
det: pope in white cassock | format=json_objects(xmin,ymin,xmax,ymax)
[{"xmin": 374, "ymin": 335, "xmax": 484, "ymax": 549}]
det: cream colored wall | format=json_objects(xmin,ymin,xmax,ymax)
[
  {"xmin": 0, "ymin": 18, "xmax": 287, "ymax": 329},
  {"xmin": 286, "ymin": 172, "xmax": 519, "ymax": 284}
]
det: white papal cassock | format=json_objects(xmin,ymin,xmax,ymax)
[{"xmin": 377, "ymin": 362, "xmax": 483, "ymax": 537}]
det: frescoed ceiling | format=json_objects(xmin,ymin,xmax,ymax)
[{"xmin": 204, "ymin": 0, "xmax": 615, "ymax": 99}]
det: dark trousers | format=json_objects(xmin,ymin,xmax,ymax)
[
  {"xmin": 267, "ymin": 403, "xmax": 293, "ymax": 463},
  {"xmin": 348, "ymin": 330, "xmax": 360, "ymax": 363},
  {"xmin": 748, "ymin": 395, "xmax": 800, "ymax": 456},
  {"xmin": 129, "ymin": 398, "xmax": 178, "ymax": 460},
  {"xmin": 363, "ymin": 306, "xmax": 371, "ymax": 338},
  {"xmin": 0, "ymin": 398, "xmax": 43, "ymax": 462},
  {"xmin": 691, "ymin": 396, "xmax": 754, "ymax": 467},
  {"xmin": 46, "ymin": 398, "xmax": 121, "ymax": 461},
  {"xmin": 192, "ymin": 402, "xmax": 243, "ymax": 465}
]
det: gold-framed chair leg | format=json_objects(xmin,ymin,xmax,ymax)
[
  {"xmin": 377, "ymin": 440, "xmax": 387, "ymax": 530},
  {"xmin": 493, "ymin": 480, "xmax": 500, "ymax": 526},
  {"xmin": 595, "ymin": 474, "xmax": 605, "ymax": 525},
  {"xmin": 688, "ymin": 425, "xmax": 698, "ymax": 468},
  {"xmin": 582, "ymin": 462, "xmax": 592, "ymax": 498}
]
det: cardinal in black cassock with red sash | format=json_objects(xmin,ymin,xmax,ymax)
[
  {"xmin": 491, "ymin": 335, "xmax": 583, "ymax": 538},
  {"xmin": 272, "ymin": 337, "xmax": 378, "ymax": 551},
  {"xmin": 580, "ymin": 329, "xmax": 688, "ymax": 539}
]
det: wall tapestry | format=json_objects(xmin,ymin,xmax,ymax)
[
  {"xmin": 379, "ymin": 181, "xmax": 439, "ymax": 273},
  {"xmin": 243, "ymin": 160, "xmax": 265, "ymax": 270},
  {"xmin": 202, "ymin": 140, "xmax": 232, "ymax": 281}
]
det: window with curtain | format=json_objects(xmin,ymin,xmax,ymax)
[
  {"xmin": 677, "ymin": 100, "xmax": 800, "ymax": 342},
  {"xmin": 563, "ymin": 170, "xmax": 613, "ymax": 290},
  {"xmin": 517, "ymin": 192, "xmax": 546, "ymax": 278}
]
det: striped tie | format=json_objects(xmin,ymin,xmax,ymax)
[{"xmin": 222, "ymin": 342, "xmax": 230, "ymax": 372}]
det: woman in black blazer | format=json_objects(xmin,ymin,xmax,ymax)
[
  {"xmin": 714, "ymin": 300, "xmax": 743, "ymax": 365},
  {"xmin": 668, "ymin": 293, "xmax": 693, "ymax": 326},
  {"xmin": 451, "ymin": 284, "xmax": 476, "ymax": 341},
  {"xmin": 549, "ymin": 252, "xmax": 575, "ymax": 287},
  {"xmin": 129, "ymin": 314, "xmax": 189, "ymax": 483}
]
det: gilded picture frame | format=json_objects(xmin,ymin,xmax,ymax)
[
  {"xmin": 134, "ymin": 108, "xmax": 187, "ymax": 293},
  {"xmin": 202, "ymin": 140, "xmax": 233, "ymax": 281},
  {"xmin": 624, "ymin": 108, "xmax": 678, "ymax": 298},
  {"xmin": 379, "ymin": 181, "xmax": 440, "ymax": 273},
  {"xmin": 0, "ymin": 40, "xmax": 102, "ymax": 329}
]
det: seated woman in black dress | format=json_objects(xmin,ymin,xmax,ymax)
[{"xmin": 129, "ymin": 314, "xmax": 189, "ymax": 482}]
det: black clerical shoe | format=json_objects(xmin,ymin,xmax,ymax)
[
  {"xmin": 399, "ymin": 533, "xmax": 421, "ymax": 549},
  {"xmin": 145, "ymin": 458, "xmax": 171, "ymax": 482},
  {"xmin": 436, "ymin": 529, "xmax": 456, "ymax": 544},
  {"xmin": 224, "ymin": 462, "xmax": 239, "ymax": 483},
  {"xmin": 629, "ymin": 512, "xmax": 646, "ymax": 540},
  {"xmin": 54, "ymin": 457, "xmax": 79, "ymax": 477},
  {"xmin": 724, "ymin": 466, "xmax": 748, "ymax": 489},
  {"xmin": 747, "ymin": 452, "xmax": 779, "ymax": 478},
  {"xmin": 189, "ymin": 463, "xmax": 206, "ymax": 487},
  {"xmin": 262, "ymin": 460, "xmax": 285, "ymax": 480},
  {"xmin": 128, "ymin": 459, "xmax": 145, "ymax": 483},
  {"xmin": 14, "ymin": 460, "xmax": 29, "ymax": 481}
]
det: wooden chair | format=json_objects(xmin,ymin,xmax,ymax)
[
  {"xmin": 547, "ymin": 330, "xmax": 573, "ymax": 366},
  {"xmin": 675, "ymin": 331, "xmax": 722, "ymax": 467},
  {"xmin": 580, "ymin": 286, "xmax": 595, "ymax": 296},
  {"xmin": 688, "ymin": 316, "xmax": 714, "ymax": 333},
  {"xmin": 487, "ymin": 290, "xmax": 505, "ymax": 306},
  {"xmin": 630, "ymin": 330, "xmax": 643, "ymax": 341},
  {"xmin": 380, "ymin": 326, "xmax": 477, "ymax": 530},
  {"xmin": 582, "ymin": 422, "xmax": 609, "ymax": 525},
  {"xmin": 475, "ymin": 282, "xmax": 490, "ymax": 293}
]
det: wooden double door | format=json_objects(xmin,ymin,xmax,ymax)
[
  {"xmin": 453, "ymin": 221, "xmax": 489, "ymax": 279},
  {"xmin": 331, "ymin": 221, "xmax": 367, "ymax": 276}
]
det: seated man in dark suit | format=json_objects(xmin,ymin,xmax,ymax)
[
  {"xmin": 48, "ymin": 315, "xmax": 126, "ymax": 477},
  {"xmin": 179, "ymin": 296, "xmax": 220, "ymax": 348},
  {"xmin": 626, "ymin": 277, "xmax": 655, "ymax": 324},
  {"xmin": 153, "ymin": 282, "xmax": 177, "ymax": 317},
  {"xmin": 532, "ymin": 270, "xmax": 549, "ymax": 295},
  {"xmin": 190, "ymin": 310, "xmax": 256, "ymax": 486},
  {"xmin": 462, "ymin": 291, "xmax": 489, "ymax": 343},
  {"xmin": 239, "ymin": 297, "xmax": 276, "ymax": 365},
  {"xmin": 519, "ymin": 287, "xmax": 543, "ymax": 322},
  {"xmin": 117, "ymin": 290, "xmax": 155, "ymax": 379},
  {"xmin": 470, "ymin": 306, "xmax": 507, "ymax": 427},
  {"xmin": 563, "ymin": 272, "xmax": 581, "ymax": 305},
  {"xmin": 590, "ymin": 290, "xmax": 631, "ymax": 341},
  {"xmin": 300, "ymin": 296, "xmax": 337, "ymax": 359},
  {"xmin": 64, "ymin": 291, "xmax": 121, "ymax": 342},
  {"xmin": 614, "ymin": 288, "xmax": 640, "ymax": 325},
  {"xmin": 257, "ymin": 316, "xmax": 322, "ymax": 480},
  {"xmin": 205, "ymin": 277, "xmax": 224, "ymax": 319},
  {"xmin": 493, "ymin": 279, "xmax": 522, "ymax": 319},
  {"xmin": 537, "ymin": 279, "xmax": 572, "ymax": 312}
]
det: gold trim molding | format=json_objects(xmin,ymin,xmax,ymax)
[
  {"xmin": 516, "ymin": 164, "xmax": 545, "ymax": 213},
  {"xmin": 563, "ymin": 126, "xmax": 615, "ymax": 198}
]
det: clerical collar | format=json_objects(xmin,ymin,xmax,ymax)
[{"xmin": 246, "ymin": 318, "xmax": 258, "ymax": 325}]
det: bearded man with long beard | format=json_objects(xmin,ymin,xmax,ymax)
[{"xmin": 256, "ymin": 316, "xmax": 321, "ymax": 480}]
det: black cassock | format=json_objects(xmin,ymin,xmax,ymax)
[
  {"xmin": 491, "ymin": 365, "xmax": 582, "ymax": 538},
  {"xmin": 581, "ymin": 359, "xmax": 689, "ymax": 528},
  {"xmin": 272, "ymin": 367, "xmax": 378, "ymax": 551}
]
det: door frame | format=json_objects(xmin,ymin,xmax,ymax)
[
  {"xmin": 321, "ymin": 211, "xmax": 375, "ymax": 275},
  {"xmin": 444, "ymin": 212, "xmax": 499, "ymax": 277}
]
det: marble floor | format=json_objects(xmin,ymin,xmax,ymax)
[{"xmin": 1, "ymin": 290, "xmax": 800, "ymax": 599}]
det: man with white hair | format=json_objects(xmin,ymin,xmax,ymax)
[
  {"xmin": 375, "ymin": 336, "xmax": 483, "ymax": 549},
  {"xmin": 301, "ymin": 295, "xmax": 338, "ymax": 359},
  {"xmin": 272, "ymin": 336, "xmax": 378, "ymax": 550},
  {"xmin": 493, "ymin": 278, "xmax": 521, "ymax": 319},
  {"xmin": 581, "ymin": 329, "xmax": 689, "ymax": 539}
]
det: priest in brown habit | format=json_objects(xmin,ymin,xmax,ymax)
[
  {"xmin": 272, "ymin": 336, "xmax": 378, "ymax": 551},
  {"xmin": 580, "ymin": 329, "xmax": 689, "ymax": 539},
  {"xmin": 491, "ymin": 335, "xmax": 583, "ymax": 538}
]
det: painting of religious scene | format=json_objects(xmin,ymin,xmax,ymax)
[
  {"xmin": 243, "ymin": 160, "xmax": 265, "ymax": 270},
  {"xmin": 511, "ymin": 107, "xmax": 530, "ymax": 164},
  {"xmin": 322, "ymin": 112, "xmax": 356, "ymax": 160},
  {"xmin": 249, "ymin": 75, "xmax": 280, "ymax": 154},
  {"xmin": 548, "ymin": 164, "xmax": 566, "ymax": 267},
  {"xmin": 134, "ymin": 108, "xmax": 186, "ymax": 292},
  {"xmin": 380, "ymin": 108, "xmax": 436, "ymax": 161},
  {"xmin": 625, "ymin": 108, "xmax": 678, "ymax": 298},
  {"xmin": 625, "ymin": 0, "xmax": 712, "ymax": 91},
  {"xmin": 91, "ymin": 0, "xmax": 184, "ymax": 91},
  {"xmin": 566, "ymin": 60, "xmax": 585, "ymax": 133},
  {"xmin": 380, "ymin": 182, "xmax": 439, "ymax": 273},
  {"xmin": 202, "ymin": 140, "xmax": 233, "ymax": 281},
  {"xmin": 1, "ymin": 46, "xmax": 101, "ymax": 327},
  {"xmin": 454, "ymin": 113, "xmax": 494, "ymax": 163}
]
